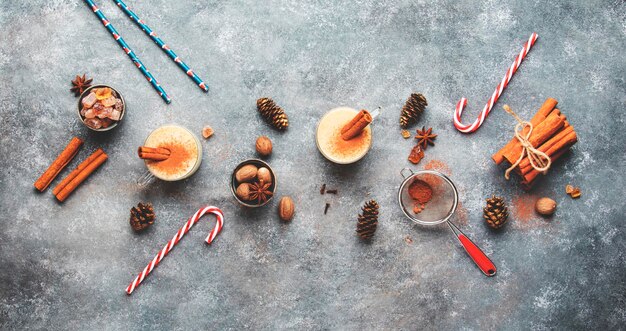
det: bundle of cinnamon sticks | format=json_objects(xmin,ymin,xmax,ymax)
[{"xmin": 492, "ymin": 98, "xmax": 577, "ymax": 189}]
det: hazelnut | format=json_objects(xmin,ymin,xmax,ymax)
[
  {"xmin": 278, "ymin": 196, "xmax": 295, "ymax": 221},
  {"xmin": 256, "ymin": 136, "xmax": 272, "ymax": 156},
  {"xmin": 535, "ymin": 197, "xmax": 557, "ymax": 215},
  {"xmin": 257, "ymin": 167, "xmax": 272, "ymax": 184},
  {"xmin": 235, "ymin": 183, "xmax": 251, "ymax": 200},
  {"xmin": 235, "ymin": 164, "xmax": 258, "ymax": 183}
]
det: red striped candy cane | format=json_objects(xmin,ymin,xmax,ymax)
[
  {"xmin": 453, "ymin": 33, "xmax": 538, "ymax": 133},
  {"xmin": 125, "ymin": 206, "xmax": 224, "ymax": 295}
]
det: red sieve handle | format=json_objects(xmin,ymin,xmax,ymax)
[{"xmin": 448, "ymin": 222, "xmax": 496, "ymax": 276}]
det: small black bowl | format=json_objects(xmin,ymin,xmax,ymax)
[
  {"xmin": 77, "ymin": 84, "xmax": 126, "ymax": 131},
  {"xmin": 230, "ymin": 159, "xmax": 277, "ymax": 207}
]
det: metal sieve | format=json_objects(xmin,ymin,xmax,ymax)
[{"xmin": 398, "ymin": 169, "xmax": 497, "ymax": 276}]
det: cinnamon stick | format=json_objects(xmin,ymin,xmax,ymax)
[
  {"xmin": 501, "ymin": 110, "xmax": 566, "ymax": 165},
  {"xmin": 522, "ymin": 148, "xmax": 569, "ymax": 187},
  {"xmin": 34, "ymin": 137, "xmax": 83, "ymax": 192},
  {"xmin": 53, "ymin": 149, "xmax": 108, "ymax": 202},
  {"xmin": 341, "ymin": 110, "xmax": 372, "ymax": 140},
  {"xmin": 519, "ymin": 125, "xmax": 577, "ymax": 174},
  {"xmin": 492, "ymin": 98, "xmax": 558, "ymax": 164},
  {"xmin": 137, "ymin": 146, "xmax": 170, "ymax": 161}
]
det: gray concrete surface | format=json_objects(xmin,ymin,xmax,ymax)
[{"xmin": 1, "ymin": 0, "xmax": 625, "ymax": 329}]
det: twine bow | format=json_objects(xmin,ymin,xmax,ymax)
[{"xmin": 503, "ymin": 105, "xmax": 551, "ymax": 180}]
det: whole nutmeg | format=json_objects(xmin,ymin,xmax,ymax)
[
  {"xmin": 235, "ymin": 183, "xmax": 251, "ymax": 200},
  {"xmin": 256, "ymin": 136, "xmax": 272, "ymax": 156},
  {"xmin": 278, "ymin": 196, "xmax": 295, "ymax": 221},
  {"xmin": 257, "ymin": 167, "xmax": 272, "ymax": 184},
  {"xmin": 235, "ymin": 164, "xmax": 258, "ymax": 183},
  {"xmin": 535, "ymin": 197, "xmax": 557, "ymax": 215}
]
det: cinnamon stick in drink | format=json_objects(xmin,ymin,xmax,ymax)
[
  {"xmin": 34, "ymin": 137, "xmax": 83, "ymax": 192},
  {"xmin": 53, "ymin": 149, "xmax": 108, "ymax": 202},
  {"xmin": 137, "ymin": 146, "xmax": 171, "ymax": 161},
  {"xmin": 341, "ymin": 109, "xmax": 372, "ymax": 140},
  {"xmin": 492, "ymin": 98, "xmax": 557, "ymax": 164}
]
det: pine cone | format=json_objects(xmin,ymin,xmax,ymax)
[
  {"xmin": 356, "ymin": 200, "xmax": 379, "ymax": 239},
  {"xmin": 257, "ymin": 97, "xmax": 289, "ymax": 130},
  {"xmin": 399, "ymin": 93, "xmax": 427, "ymax": 128},
  {"xmin": 130, "ymin": 202, "xmax": 155, "ymax": 232},
  {"xmin": 483, "ymin": 195, "xmax": 508, "ymax": 229}
]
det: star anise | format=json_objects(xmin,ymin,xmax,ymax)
[
  {"xmin": 415, "ymin": 126, "xmax": 437, "ymax": 149},
  {"xmin": 70, "ymin": 74, "xmax": 93, "ymax": 96},
  {"xmin": 249, "ymin": 180, "xmax": 273, "ymax": 204}
]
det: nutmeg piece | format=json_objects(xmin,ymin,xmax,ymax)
[
  {"xmin": 235, "ymin": 164, "xmax": 258, "ymax": 183},
  {"xmin": 257, "ymin": 167, "xmax": 272, "ymax": 184},
  {"xmin": 278, "ymin": 196, "xmax": 295, "ymax": 221},
  {"xmin": 256, "ymin": 136, "xmax": 273, "ymax": 157},
  {"xmin": 236, "ymin": 183, "xmax": 251, "ymax": 200},
  {"xmin": 535, "ymin": 197, "xmax": 557, "ymax": 215}
]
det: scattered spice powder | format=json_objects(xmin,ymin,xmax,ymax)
[
  {"xmin": 423, "ymin": 159, "xmax": 452, "ymax": 176},
  {"xmin": 455, "ymin": 201, "xmax": 469, "ymax": 226},
  {"xmin": 512, "ymin": 194, "xmax": 539, "ymax": 222}
]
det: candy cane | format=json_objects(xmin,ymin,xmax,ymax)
[
  {"xmin": 453, "ymin": 33, "xmax": 538, "ymax": 133},
  {"xmin": 125, "ymin": 206, "xmax": 224, "ymax": 295}
]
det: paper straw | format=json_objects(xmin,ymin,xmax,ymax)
[
  {"xmin": 113, "ymin": 0, "xmax": 209, "ymax": 92},
  {"xmin": 83, "ymin": 0, "xmax": 171, "ymax": 104}
]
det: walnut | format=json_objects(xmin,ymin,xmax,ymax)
[
  {"xmin": 535, "ymin": 197, "xmax": 557, "ymax": 215},
  {"xmin": 278, "ymin": 196, "xmax": 295, "ymax": 221},
  {"xmin": 256, "ymin": 136, "xmax": 272, "ymax": 156}
]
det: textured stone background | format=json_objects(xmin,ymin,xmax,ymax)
[{"xmin": 1, "ymin": 0, "xmax": 625, "ymax": 329}]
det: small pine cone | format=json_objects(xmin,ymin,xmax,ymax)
[
  {"xmin": 257, "ymin": 97, "xmax": 289, "ymax": 130},
  {"xmin": 399, "ymin": 93, "xmax": 428, "ymax": 128},
  {"xmin": 130, "ymin": 202, "xmax": 155, "ymax": 232},
  {"xmin": 483, "ymin": 195, "xmax": 508, "ymax": 229},
  {"xmin": 356, "ymin": 200, "xmax": 379, "ymax": 239}
]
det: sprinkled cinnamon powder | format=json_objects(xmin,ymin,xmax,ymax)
[
  {"xmin": 147, "ymin": 141, "xmax": 193, "ymax": 177},
  {"xmin": 328, "ymin": 128, "xmax": 370, "ymax": 159}
]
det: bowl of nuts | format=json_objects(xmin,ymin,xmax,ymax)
[
  {"xmin": 231, "ymin": 159, "xmax": 277, "ymax": 207},
  {"xmin": 77, "ymin": 85, "xmax": 125, "ymax": 131}
]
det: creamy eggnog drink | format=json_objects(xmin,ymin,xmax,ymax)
[
  {"xmin": 316, "ymin": 107, "xmax": 372, "ymax": 164},
  {"xmin": 143, "ymin": 125, "xmax": 202, "ymax": 181}
]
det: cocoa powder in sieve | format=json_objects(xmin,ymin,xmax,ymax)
[{"xmin": 408, "ymin": 179, "xmax": 433, "ymax": 204}]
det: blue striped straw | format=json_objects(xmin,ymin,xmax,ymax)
[
  {"xmin": 113, "ymin": 0, "xmax": 209, "ymax": 92},
  {"xmin": 84, "ymin": 0, "xmax": 171, "ymax": 104}
]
